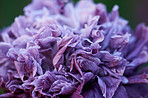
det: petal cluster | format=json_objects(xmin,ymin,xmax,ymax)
[{"xmin": 0, "ymin": 0, "xmax": 148, "ymax": 98}]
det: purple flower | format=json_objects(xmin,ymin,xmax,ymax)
[{"xmin": 0, "ymin": 0, "xmax": 148, "ymax": 98}]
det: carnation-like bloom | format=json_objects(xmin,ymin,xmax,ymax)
[{"xmin": 0, "ymin": 0, "xmax": 148, "ymax": 98}]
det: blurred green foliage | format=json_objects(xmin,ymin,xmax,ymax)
[
  {"xmin": 0, "ymin": 88, "xmax": 5, "ymax": 94},
  {"xmin": 0, "ymin": 0, "xmax": 31, "ymax": 29}
]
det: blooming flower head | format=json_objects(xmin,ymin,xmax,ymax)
[{"xmin": 0, "ymin": 0, "xmax": 148, "ymax": 98}]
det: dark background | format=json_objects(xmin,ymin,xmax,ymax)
[
  {"xmin": 0, "ymin": 0, "xmax": 148, "ymax": 30},
  {"xmin": 0, "ymin": 0, "xmax": 148, "ymax": 94}
]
